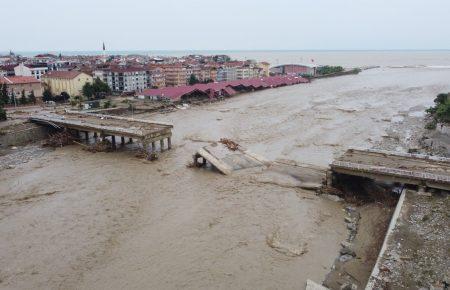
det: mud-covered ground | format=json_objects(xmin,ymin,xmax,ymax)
[
  {"xmin": 372, "ymin": 191, "xmax": 449, "ymax": 290},
  {"xmin": 1, "ymin": 67, "xmax": 450, "ymax": 290}
]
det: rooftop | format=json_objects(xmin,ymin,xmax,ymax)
[
  {"xmin": 0, "ymin": 76, "xmax": 41, "ymax": 84},
  {"xmin": 42, "ymin": 71, "xmax": 87, "ymax": 79}
]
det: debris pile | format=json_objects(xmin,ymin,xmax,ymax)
[
  {"xmin": 85, "ymin": 139, "xmax": 112, "ymax": 153},
  {"xmin": 219, "ymin": 138, "xmax": 240, "ymax": 151},
  {"xmin": 135, "ymin": 148, "xmax": 158, "ymax": 161},
  {"xmin": 44, "ymin": 131, "xmax": 74, "ymax": 147}
]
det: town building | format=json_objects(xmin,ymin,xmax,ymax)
[
  {"xmin": 258, "ymin": 62, "xmax": 270, "ymax": 77},
  {"xmin": 164, "ymin": 64, "xmax": 187, "ymax": 87},
  {"xmin": 0, "ymin": 76, "xmax": 43, "ymax": 100},
  {"xmin": 270, "ymin": 64, "xmax": 317, "ymax": 76},
  {"xmin": 14, "ymin": 63, "xmax": 49, "ymax": 80},
  {"xmin": 0, "ymin": 64, "xmax": 16, "ymax": 77},
  {"xmin": 93, "ymin": 66, "xmax": 148, "ymax": 93},
  {"xmin": 199, "ymin": 66, "xmax": 217, "ymax": 82},
  {"xmin": 33, "ymin": 54, "xmax": 58, "ymax": 64},
  {"xmin": 147, "ymin": 66, "xmax": 166, "ymax": 88},
  {"xmin": 41, "ymin": 71, "xmax": 93, "ymax": 96},
  {"xmin": 216, "ymin": 66, "xmax": 238, "ymax": 82}
]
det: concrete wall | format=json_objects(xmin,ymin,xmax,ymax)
[{"xmin": 0, "ymin": 123, "xmax": 53, "ymax": 147}]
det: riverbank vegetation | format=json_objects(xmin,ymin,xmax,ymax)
[
  {"xmin": 425, "ymin": 93, "xmax": 450, "ymax": 129},
  {"xmin": 317, "ymin": 65, "xmax": 344, "ymax": 75}
]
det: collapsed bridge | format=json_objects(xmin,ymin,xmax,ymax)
[
  {"xmin": 329, "ymin": 148, "xmax": 450, "ymax": 191},
  {"xmin": 29, "ymin": 111, "xmax": 173, "ymax": 152}
]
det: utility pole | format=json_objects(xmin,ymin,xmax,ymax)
[{"xmin": 12, "ymin": 92, "xmax": 17, "ymax": 109}]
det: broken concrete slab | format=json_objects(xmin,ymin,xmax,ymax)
[
  {"xmin": 306, "ymin": 279, "xmax": 329, "ymax": 290},
  {"xmin": 193, "ymin": 143, "xmax": 266, "ymax": 175}
]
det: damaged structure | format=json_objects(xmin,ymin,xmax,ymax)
[
  {"xmin": 142, "ymin": 75, "xmax": 309, "ymax": 102},
  {"xmin": 29, "ymin": 111, "xmax": 173, "ymax": 153},
  {"xmin": 328, "ymin": 148, "xmax": 450, "ymax": 191},
  {"xmin": 193, "ymin": 142, "xmax": 268, "ymax": 175}
]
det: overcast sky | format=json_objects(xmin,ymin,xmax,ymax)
[{"xmin": 2, "ymin": 0, "xmax": 450, "ymax": 52}]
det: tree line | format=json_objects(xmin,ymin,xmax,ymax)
[
  {"xmin": 426, "ymin": 93, "xmax": 450, "ymax": 129},
  {"xmin": 0, "ymin": 83, "xmax": 37, "ymax": 106}
]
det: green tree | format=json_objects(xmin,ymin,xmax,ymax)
[
  {"xmin": 11, "ymin": 92, "xmax": 17, "ymax": 107},
  {"xmin": 435, "ymin": 99, "xmax": 450, "ymax": 123},
  {"xmin": 43, "ymin": 87, "xmax": 53, "ymax": 102},
  {"xmin": 72, "ymin": 95, "xmax": 84, "ymax": 108},
  {"xmin": 93, "ymin": 78, "xmax": 111, "ymax": 94},
  {"xmin": 28, "ymin": 90, "xmax": 36, "ymax": 104},
  {"xmin": 0, "ymin": 83, "xmax": 6, "ymax": 121},
  {"xmin": 188, "ymin": 74, "xmax": 199, "ymax": 85},
  {"xmin": 0, "ymin": 83, "xmax": 9, "ymax": 105},
  {"xmin": 82, "ymin": 82, "xmax": 94, "ymax": 99},
  {"xmin": 317, "ymin": 66, "xmax": 344, "ymax": 75},
  {"xmin": 426, "ymin": 93, "xmax": 450, "ymax": 129},
  {"xmin": 83, "ymin": 78, "xmax": 111, "ymax": 99},
  {"xmin": 103, "ymin": 100, "xmax": 111, "ymax": 109},
  {"xmin": 20, "ymin": 89, "xmax": 28, "ymax": 105},
  {"xmin": 60, "ymin": 92, "xmax": 70, "ymax": 103},
  {"xmin": 0, "ymin": 107, "xmax": 6, "ymax": 121}
]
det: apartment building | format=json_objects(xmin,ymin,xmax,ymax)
[
  {"xmin": 93, "ymin": 66, "xmax": 148, "ymax": 93},
  {"xmin": 199, "ymin": 66, "xmax": 217, "ymax": 82},
  {"xmin": 163, "ymin": 64, "xmax": 187, "ymax": 87},
  {"xmin": 258, "ymin": 62, "xmax": 270, "ymax": 77},
  {"xmin": 216, "ymin": 66, "xmax": 238, "ymax": 82},
  {"xmin": 147, "ymin": 66, "xmax": 166, "ymax": 88},
  {"xmin": 14, "ymin": 63, "xmax": 48, "ymax": 80}
]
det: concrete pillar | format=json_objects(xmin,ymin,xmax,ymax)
[
  {"xmin": 418, "ymin": 185, "xmax": 427, "ymax": 195},
  {"xmin": 167, "ymin": 137, "xmax": 172, "ymax": 150},
  {"xmin": 193, "ymin": 155, "xmax": 198, "ymax": 166},
  {"xmin": 326, "ymin": 170, "xmax": 333, "ymax": 187},
  {"xmin": 160, "ymin": 139, "xmax": 164, "ymax": 152},
  {"xmin": 112, "ymin": 136, "xmax": 116, "ymax": 149}
]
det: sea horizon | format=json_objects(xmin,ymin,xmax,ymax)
[{"xmin": 2, "ymin": 49, "xmax": 450, "ymax": 57}]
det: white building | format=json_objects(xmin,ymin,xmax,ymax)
[
  {"xmin": 216, "ymin": 67, "xmax": 237, "ymax": 82},
  {"xmin": 93, "ymin": 66, "xmax": 148, "ymax": 93},
  {"xmin": 14, "ymin": 63, "xmax": 48, "ymax": 80}
]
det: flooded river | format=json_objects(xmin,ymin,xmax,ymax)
[{"xmin": 1, "ymin": 65, "xmax": 450, "ymax": 289}]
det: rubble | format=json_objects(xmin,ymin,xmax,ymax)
[
  {"xmin": 219, "ymin": 138, "xmax": 240, "ymax": 151},
  {"xmin": 85, "ymin": 139, "xmax": 112, "ymax": 153},
  {"xmin": 43, "ymin": 131, "xmax": 74, "ymax": 147}
]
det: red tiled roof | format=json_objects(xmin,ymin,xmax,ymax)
[
  {"xmin": 42, "ymin": 71, "xmax": 87, "ymax": 79},
  {"xmin": 142, "ymin": 75, "xmax": 309, "ymax": 101},
  {"xmin": 0, "ymin": 76, "xmax": 41, "ymax": 85}
]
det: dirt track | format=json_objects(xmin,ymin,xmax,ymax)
[{"xmin": 1, "ymin": 67, "xmax": 450, "ymax": 289}]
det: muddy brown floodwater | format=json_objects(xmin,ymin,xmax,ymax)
[{"xmin": 1, "ymin": 67, "xmax": 450, "ymax": 290}]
